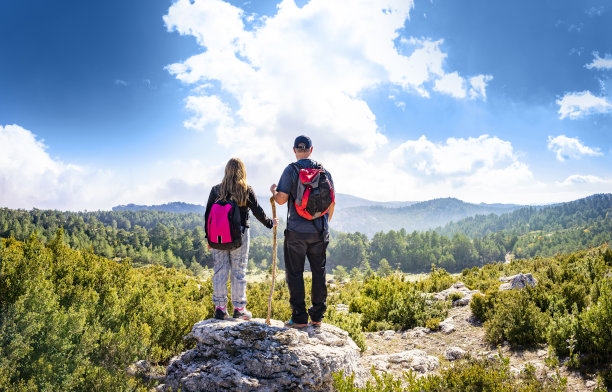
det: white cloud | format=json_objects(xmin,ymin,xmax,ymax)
[
  {"xmin": 433, "ymin": 72, "xmax": 466, "ymax": 98},
  {"xmin": 547, "ymin": 135, "xmax": 603, "ymax": 161},
  {"xmin": 0, "ymin": 124, "xmax": 116, "ymax": 210},
  {"xmin": 114, "ymin": 79, "xmax": 128, "ymax": 86},
  {"xmin": 468, "ymin": 74, "xmax": 493, "ymax": 100},
  {"xmin": 558, "ymin": 174, "xmax": 608, "ymax": 186},
  {"xmin": 390, "ymin": 134, "xmax": 522, "ymax": 176},
  {"xmin": 585, "ymin": 52, "xmax": 612, "ymax": 70},
  {"xmin": 556, "ymin": 91, "xmax": 612, "ymax": 119},
  {"xmin": 163, "ymin": 0, "xmax": 492, "ymax": 162},
  {"xmin": 0, "ymin": 124, "xmax": 226, "ymax": 210}
]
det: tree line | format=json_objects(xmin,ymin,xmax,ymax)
[{"xmin": 1, "ymin": 192, "xmax": 611, "ymax": 274}]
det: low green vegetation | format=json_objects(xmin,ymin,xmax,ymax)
[
  {"xmin": 0, "ymin": 231, "xmax": 212, "ymax": 391},
  {"xmin": 464, "ymin": 246, "xmax": 612, "ymax": 368},
  {"xmin": 346, "ymin": 275, "xmax": 447, "ymax": 331},
  {"xmin": 2, "ymin": 227, "xmax": 610, "ymax": 390},
  {"xmin": 333, "ymin": 353, "xmax": 569, "ymax": 392}
]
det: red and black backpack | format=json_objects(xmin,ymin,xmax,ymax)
[{"xmin": 290, "ymin": 162, "xmax": 335, "ymax": 220}]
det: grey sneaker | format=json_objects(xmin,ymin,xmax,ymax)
[
  {"xmin": 233, "ymin": 307, "xmax": 252, "ymax": 320},
  {"xmin": 215, "ymin": 307, "xmax": 229, "ymax": 320}
]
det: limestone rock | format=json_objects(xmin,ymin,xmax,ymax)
[
  {"xmin": 439, "ymin": 317, "xmax": 456, "ymax": 334},
  {"xmin": 444, "ymin": 347, "xmax": 466, "ymax": 361},
  {"xmin": 160, "ymin": 318, "xmax": 363, "ymax": 392},
  {"xmin": 433, "ymin": 281, "xmax": 482, "ymax": 306},
  {"xmin": 405, "ymin": 326, "xmax": 430, "ymax": 338},
  {"xmin": 498, "ymin": 273, "xmax": 537, "ymax": 291},
  {"xmin": 369, "ymin": 350, "xmax": 439, "ymax": 373}
]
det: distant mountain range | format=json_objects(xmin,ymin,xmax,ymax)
[
  {"xmin": 112, "ymin": 194, "xmax": 524, "ymax": 236},
  {"xmin": 113, "ymin": 202, "xmax": 206, "ymax": 214},
  {"xmin": 330, "ymin": 197, "xmax": 523, "ymax": 236}
]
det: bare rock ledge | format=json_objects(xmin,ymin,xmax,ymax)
[{"xmin": 158, "ymin": 318, "xmax": 364, "ymax": 392}]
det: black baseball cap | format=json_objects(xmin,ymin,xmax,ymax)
[{"xmin": 294, "ymin": 135, "xmax": 312, "ymax": 149}]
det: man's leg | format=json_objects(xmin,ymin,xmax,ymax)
[
  {"xmin": 306, "ymin": 233, "xmax": 329, "ymax": 322},
  {"xmin": 284, "ymin": 230, "xmax": 308, "ymax": 324}
]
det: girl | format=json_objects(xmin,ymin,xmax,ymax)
[{"xmin": 205, "ymin": 158, "xmax": 279, "ymax": 320}]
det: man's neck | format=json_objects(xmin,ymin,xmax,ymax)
[{"xmin": 295, "ymin": 154, "xmax": 311, "ymax": 160}]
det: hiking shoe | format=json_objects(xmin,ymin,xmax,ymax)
[
  {"xmin": 284, "ymin": 319, "xmax": 308, "ymax": 328},
  {"xmin": 233, "ymin": 307, "xmax": 252, "ymax": 320},
  {"xmin": 310, "ymin": 320, "xmax": 322, "ymax": 328},
  {"xmin": 214, "ymin": 307, "xmax": 229, "ymax": 320}
]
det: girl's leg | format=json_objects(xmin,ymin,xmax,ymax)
[
  {"xmin": 212, "ymin": 248, "xmax": 231, "ymax": 308},
  {"xmin": 229, "ymin": 228, "xmax": 250, "ymax": 309}
]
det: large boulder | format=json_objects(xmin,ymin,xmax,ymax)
[
  {"xmin": 159, "ymin": 318, "xmax": 363, "ymax": 392},
  {"xmin": 498, "ymin": 273, "xmax": 537, "ymax": 291}
]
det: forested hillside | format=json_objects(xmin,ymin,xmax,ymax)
[
  {"xmin": 331, "ymin": 197, "xmax": 522, "ymax": 236},
  {"xmin": 438, "ymin": 193, "xmax": 612, "ymax": 238},
  {"xmin": 2, "ymin": 193, "xmax": 612, "ymax": 274}
]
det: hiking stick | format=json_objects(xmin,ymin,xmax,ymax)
[{"xmin": 265, "ymin": 196, "xmax": 278, "ymax": 325}]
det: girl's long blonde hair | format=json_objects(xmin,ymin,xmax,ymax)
[{"xmin": 219, "ymin": 158, "xmax": 249, "ymax": 207}]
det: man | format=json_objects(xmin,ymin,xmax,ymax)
[{"xmin": 270, "ymin": 135, "xmax": 335, "ymax": 328}]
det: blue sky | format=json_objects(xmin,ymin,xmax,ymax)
[{"xmin": 1, "ymin": 0, "xmax": 611, "ymax": 210}]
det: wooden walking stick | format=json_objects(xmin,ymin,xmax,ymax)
[{"xmin": 265, "ymin": 196, "xmax": 278, "ymax": 325}]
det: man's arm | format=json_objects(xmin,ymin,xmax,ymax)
[
  {"xmin": 327, "ymin": 201, "xmax": 335, "ymax": 222},
  {"xmin": 270, "ymin": 184, "xmax": 289, "ymax": 205}
]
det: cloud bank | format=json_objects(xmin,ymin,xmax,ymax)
[{"xmin": 162, "ymin": 0, "xmax": 515, "ymax": 201}]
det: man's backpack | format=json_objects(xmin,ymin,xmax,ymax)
[
  {"xmin": 291, "ymin": 162, "xmax": 335, "ymax": 220},
  {"xmin": 206, "ymin": 199, "xmax": 243, "ymax": 250}
]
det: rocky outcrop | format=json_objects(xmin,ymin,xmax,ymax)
[
  {"xmin": 367, "ymin": 350, "xmax": 439, "ymax": 373},
  {"xmin": 159, "ymin": 318, "xmax": 363, "ymax": 392},
  {"xmin": 433, "ymin": 281, "xmax": 482, "ymax": 306},
  {"xmin": 498, "ymin": 273, "xmax": 537, "ymax": 291}
]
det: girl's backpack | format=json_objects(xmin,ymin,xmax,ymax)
[
  {"xmin": 206, "ymin": 199, "xmax": 243, "ymax": 250},
  {"xmin": 291, "ymin": 162, "xmax": 335, "ymax": 220}
]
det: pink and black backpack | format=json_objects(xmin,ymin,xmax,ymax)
[
  {"xmin": 291, "ymin": 162, "xmax": 335, "ymax": 220},
  {"xmin": 206, "ymin": 199, "xmax": 243, "ymax": 250}
]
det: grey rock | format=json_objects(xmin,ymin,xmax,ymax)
[
  {"xmin": 407, "ymin": 327, "xmax": 430, "ymax": 338},
  {"xmin": 162, "ymin": 318, "xmax": 363, "ymax": 392},
  {"xmin": 452, "ymin": 297, "xmax": 471, "ymax": 307},
  {"xmin": 432, "ymin": 281, "xmax": 482, "ymax": 306},
  {"xmin": 439, "ymin": 318, "xmax": 455, "ymax": 334},
  {"xmin": 498, "ymin": 273, "xmax": 537, "ymax": 291},
  {"xmin": 444, "ymin": 347, "xmax": 467, "ymax": 361},
  {"xmin": 369, "ymin": 350, "xmax": 439, "ymax": 373}
]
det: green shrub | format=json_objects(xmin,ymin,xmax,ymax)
[
  {"xmin": 0, "ymin": 233, "xmax": 212, "ymax": 391},
  {"xmin": 425, "ymin": 318, "xmax": 440, "ymax": 331},
  {"xmin": 484, "ymin": 289, "xmax": 548, "ymax": 347},
  {"xmin": 469, "ymin": 292, "xmax": 487, "ymax": 321},
  {"xmin": 547, "ymin": 312, "xmax": 578, "ymax": 358},
  {"xmin": 349, "ymin": 275, "xmax": 447, "ymax": 331},
  {"xmin": 417, "ymin": 265, "xmax": 455, "ymax": 293},
  {"xmin": 469, "ymin": 288, "xmax": 502, "ymax": 322},
  {"xmin": 326, "ymin": 307, "xmax": 367, "ymax": 352},
  {"xmin": 448, "ymin": 292, "xmax": 464, "ymax": 302},
  {"xmin": 575, "ymin": 278, "xmax": 612, "ymax": 364}
]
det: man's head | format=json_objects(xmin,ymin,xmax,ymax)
[{"xmin": 293, "ymin": 135, "xmax": 313, "ymax": 158}]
